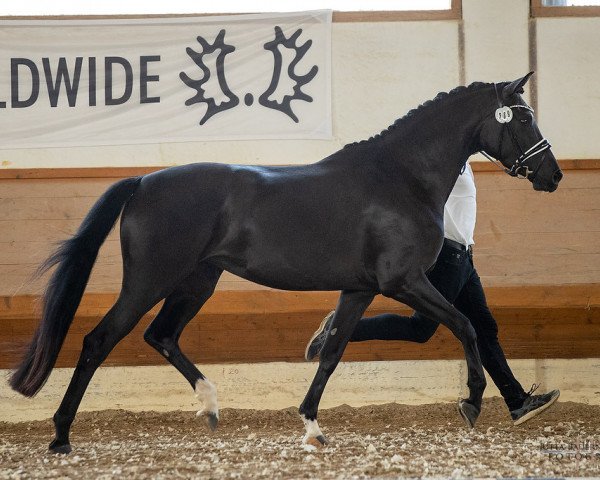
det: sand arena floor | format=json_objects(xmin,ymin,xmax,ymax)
[{"xmin": 1, "ymin": 398, "xmax": 599, "ymax": 479}]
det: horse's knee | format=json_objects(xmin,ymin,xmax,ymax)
[
  {"xmin": 317, "ymin": 356, "xmax": 337, "ymax": 376},
  {"xmin": 459, "ymin": 322, "xmax": 477, "ymax": 345},
  {"xmin": 317, "ymin": 344, "xmax": 343, "ymax": 375}
]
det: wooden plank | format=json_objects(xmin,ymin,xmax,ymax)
[
  {"xmin": 0, "ymin": 219, "xmax": 86, "ymax": 243},
  {"xmin": 1, "ymin": 304, "xmax": 598, "ymax": 368},
  {"xmin": 0, "ymin": 178, "xmax": 113, "ymax": 198},
  {"xmin": 482, "ymin": 284, "xmax": 600, "ymax": 308},
  {"xmin": 477, "ymin": 253, "xmax": 600, "ymax": 285},
  {"xmin": 2, "ymin": 286, "xmax": 598, "ymax": 319},
  {"xmin": 477, "ymin": 189, "xmax": 599, "ymax": 216},
  {"xmin": 475, "ymin": 211, "xmax": 598, "ymax": 234},
  {"xmin": 0, "ymin": 240, "xmax": 121, "ymax": 264},
  {"xmin": 475, "ymin": 231, "xmax": 600, "ymax": 255},
  {"xmin": 0, "ymin": 167, "xmax": 159, "ymax": 180},
  {"xmin": 0, "ymin": 196, "xmax": 102, "ymax": 221},
  {"xmin": 0, "ymin": 286, "xmax": 598, "ymax": 368}
]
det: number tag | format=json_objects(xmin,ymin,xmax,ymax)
[{"xmin": 495, "ymin": 106, "xmax": 513, "ymax": 124}]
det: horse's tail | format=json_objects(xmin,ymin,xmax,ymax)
[{"xmin": 9, "ymin": 176, "xmax": 143, "ymax": 397}]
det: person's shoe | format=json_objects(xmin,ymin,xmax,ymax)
[
  {"xmin": 304, "ymin": 311, "xmax": 335, "ymax": 361},
  {"xmin": 511, "ymin": 385, "xmax": 560, "ymax": 426}
]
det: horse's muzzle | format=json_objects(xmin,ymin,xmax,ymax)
[
  {"xmin": 548, "ymin": 168, "xmax": 563, "ymax": 192},
  {"xmin": 534, "ymin": 168, "xmax": 562, "ymax": 192},
  {"xmin": 553, "ymin": 169, "xmax": 563, "ymax": 185}
]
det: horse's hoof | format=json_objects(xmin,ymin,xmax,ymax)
[
  {"xmin": 457, "ymin": 399, "xmax": 480, "ymax": 428},
  {"xmin": 48, "ymin": 439, "xmax": 72, "ymax": 454},
  {"xmin": 197, "ymin": 410, "xmax": 219, "ymax": 431},
  {"xmin": 205, "ymin": 412, "xmax": 219, "ymax": 431},
  {"xmin": 305, "ymin": 434, "xmax": 329, "ymax": 448}
]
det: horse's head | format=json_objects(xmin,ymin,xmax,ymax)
[{"xmin": 479, "ymin": 72, "xmax": 562, "ymax": 192}]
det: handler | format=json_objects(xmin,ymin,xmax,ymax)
[{"xmin": 305, "ymin": 162, "xmax": 560, "ymax": 426}]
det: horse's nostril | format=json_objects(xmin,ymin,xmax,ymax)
[{"xmin": 553, "ymin": 170, "xmax": 563, "ymax": 184}]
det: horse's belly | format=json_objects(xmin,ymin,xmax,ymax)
[{"xmin": 209, "ymin": 250, "xmax": 371, "ymax": 292}]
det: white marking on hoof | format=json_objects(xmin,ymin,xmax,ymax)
[
  {"xmin": 300, "ymin": 414, "xmax": 325, "ymax": 445},
  {"xmin": 195, "ymin": 377, "xmax": 219, "ymax": 421}
]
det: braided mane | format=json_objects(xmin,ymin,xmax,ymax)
[{"xmin": 344, "ymin": 81, "xmax": 492, "ymax": 149}]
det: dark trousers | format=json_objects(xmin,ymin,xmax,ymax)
[{"xmin": 351, "ymin": 241, "xmax": 528, "ymax": 411}]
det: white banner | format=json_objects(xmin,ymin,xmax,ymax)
[{"xmin": 0, "ymin": 11, "xmax": 332, "ymax": 148}]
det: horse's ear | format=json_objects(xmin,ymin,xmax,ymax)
[{"xmin": 502, "ymin": 72, "xmax": 534, "ymax": 98}]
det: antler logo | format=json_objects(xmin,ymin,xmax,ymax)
[
  {"xmin": 180, "ymin": 30, "xmax": 239, "ymax": 125},
  {"xmin": 258, "ymin": 26, "xmax": 319, "ymax": 123},
  {"xmin": 180, "ymin": 27, "xmax": 318, "ymax": 125}
]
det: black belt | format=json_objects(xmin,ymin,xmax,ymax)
[{"xmin": 444, "ymin": 238, "xmax": 472, "ymax": 254}]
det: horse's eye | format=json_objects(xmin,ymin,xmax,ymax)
[{"xmin": 520, "ymin": 119, "xmax": 529, "ymax": 124}]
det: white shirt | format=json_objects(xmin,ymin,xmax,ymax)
[{"xmin": 444, "ymin": 163, "xmax": 476, "ymax": 247}]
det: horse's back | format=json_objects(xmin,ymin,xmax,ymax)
[{"xmin": 123, "ymin": 160, "xmax": 374, "ymax": 290}]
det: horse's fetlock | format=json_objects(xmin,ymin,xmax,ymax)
[
  {"xmin": 53, "ymin": 411, "xmax": 73, "ymax": 432},
  {"xmin": 300, "ymin": 413, "xmax": 325, "ymax": 444},
  {"xmin": 195, "ymin": 377, "xmax": 218, "ymax": 416},
  {"xmin": 298, "ymin": 405, "xmax": 316, "ymax": 421}
]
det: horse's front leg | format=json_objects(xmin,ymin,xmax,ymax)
[
  {"xmin": 299, "ymin": 290, "xmax": 374, "ymax": 445},
  {"xmin": 387, "ymin": 274, "xmax": 486, "ymax": 428}
]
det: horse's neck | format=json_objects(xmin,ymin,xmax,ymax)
[{"xmin": 389, "ymin": 86, "xmax": 494, "ymax": 207}]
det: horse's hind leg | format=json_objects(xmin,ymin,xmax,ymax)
[
  {"xmin": 299, "ymin": 290, "xmax": 375, "ymax": 445},
  {"xmin": 143, "ymin": 262, "xmax": 223, "ymax": 430},
  {"xmin": 390, "ymin": 274, "xmax": 486, "ymax": 428},
  {"xmin": 50, "ymin": 290, "xmax": 161, "ymax": 454}
]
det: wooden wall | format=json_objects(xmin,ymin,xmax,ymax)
[{"xmin": 0, "ymin": 161, "xmax": 599, "ymax": 369}]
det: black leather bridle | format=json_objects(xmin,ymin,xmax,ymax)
[{"xmin": 480, "ymin": 83, "xmax": 551, "ymax": 180}]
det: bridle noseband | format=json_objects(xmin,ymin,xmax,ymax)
[{"xmin": 480, "ymin": 83, "xmax": 551, "ymax": 180}]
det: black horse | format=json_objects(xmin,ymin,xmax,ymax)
[{"xmin": 10, "ymin": 73, "xmax": 562, "ymax": 453}]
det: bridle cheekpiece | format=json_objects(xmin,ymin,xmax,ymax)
[{"xmin": 480, "ymin": 83, "xmax": 551, "ymax": 180}]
